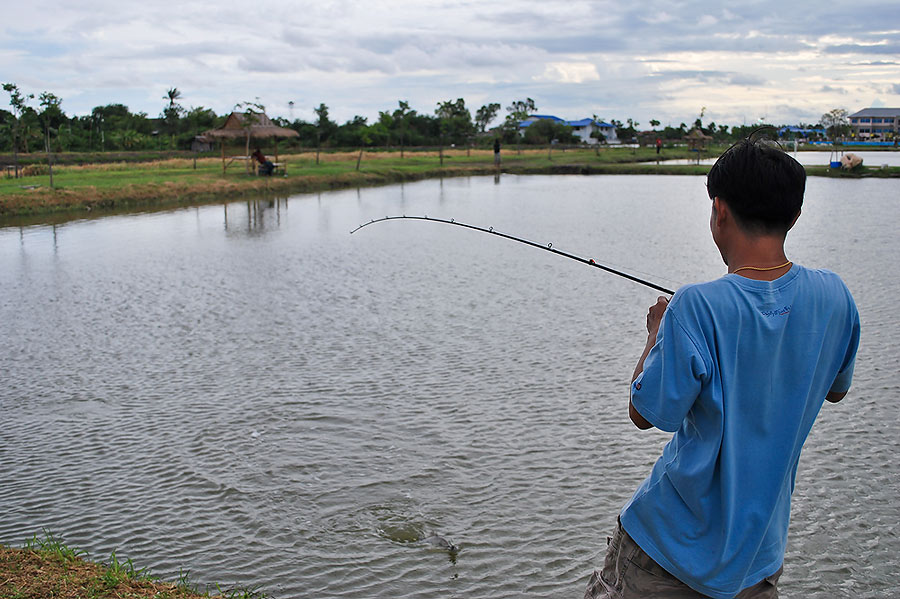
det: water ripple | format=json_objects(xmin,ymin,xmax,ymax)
[{"xmin": 1, "ymin": 176, "xmax": 898, "ymax": 597}]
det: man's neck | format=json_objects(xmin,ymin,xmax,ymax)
[{"xmin": 724, "ymin": 235, "xmax": 790, "ymax": 281}]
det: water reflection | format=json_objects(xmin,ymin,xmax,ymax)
[{"xmin": 222, "ymin": 197, "xmax": 288, "ymax": 236}]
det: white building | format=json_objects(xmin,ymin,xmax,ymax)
[
  {"xmin": 519, "ymin": 115, "xmax": 619, "ymax": 144},
  {"xmin": 566, "ymin": 118, "xmax": 618, "ymax": 144}
]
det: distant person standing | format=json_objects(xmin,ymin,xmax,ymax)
[
  {"xmin": 655, "ymin": 138, "xmax": 662, "ymax": 154},
  {"xmin": 493, "ymin": 138, "xmax": 501, "ymax": 167}
]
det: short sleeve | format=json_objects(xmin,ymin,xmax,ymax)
[
  {"xmin": 829, "ymin": 299, "xmax": 861, "ymax": 394},
  {"xmin": 630, "ymin": 307, "xmax": 709, "ymax": 432}
]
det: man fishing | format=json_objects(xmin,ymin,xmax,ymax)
[{"xmin": 584, "ymin": 137, "xmax": 860, "ymax": 598}]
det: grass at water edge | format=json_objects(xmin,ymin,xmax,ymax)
[{"xmin": 0, "ymin": 530, "xmax": 267, "ymax": 599}]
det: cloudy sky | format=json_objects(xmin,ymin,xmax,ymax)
[{"xmin": 3, "ymin": 0, "xmax": 899, "ymax": 128}]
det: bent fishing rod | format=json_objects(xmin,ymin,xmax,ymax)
[{"xmin": 351, "ymin": 215, "xmax": 675, "ymax": 295}]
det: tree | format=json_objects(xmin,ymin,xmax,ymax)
[
  {"xmin": 435, "ymin": 98, "xmax": 474, "ymax": 147},
  {"xmin": 475, "ymin": 103, "xmax": 500, "ymax": 133},
  {"xmin": 522, "ymin": 118, "xmax": 575, "ymax": 145},
  {"xmin": 392, "ymin": 100, "xmax": 413, "ymax": 157},
  {"xmin": 2, "ymin": 82, "xmax": 34, "ymax": 178},
  {"xmin": 313, "ymin": 103, "xmax": 337, "ymax": 162},
  {"xmin": 184, "ymin": 106, "xmax": 219, "ymax": 136},
  {"xmin": 333, "ymin": 115, "xmax": 371, "ymax": 147},
  {"xmin": 162, "ymin": 87, "xmax": 185, "ymax": 148},
  {"xmin": 38, "ymin": 92, "xmax": 63, "ymax": 187},
  {"xmin": 649, "ymin": 119, "xmax": 660, "ymax": 130},
  {"xmin": 820, "ymin": 108, "xmax": 850, "ymax": 140},
  {"xmin": 612, "ymin": 118, "xmax": 638, "ymax": 142},
  {"xmin": 502, "ymin": 98, "xmax": 537, "ymax": 148},
  {"xmin": 695, "ymin": 106, "xmax": 706, "ymax": 132},
  {"xmin": 590, "ymin": 114, "xmax": 609, "ymax": 150},
  {"xmin": 314, "ymin": 103, "xmax": 337, "ymax": 140},
  {"xmin": 235, "ymin": 99, "xmax": 266, "ymax": 166}
]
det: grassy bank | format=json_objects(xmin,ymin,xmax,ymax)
[
  {"xmin": 0, "ymin": 531, "xmax": 265, "ymax": 599},
  {"xmin": 2, "ymin": 146, "xmax": 897, "ymax": 221}
]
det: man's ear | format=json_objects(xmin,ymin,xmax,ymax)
[{"xmin": 713, "ymin": 197, "xmax": 728, "ymax": 229}]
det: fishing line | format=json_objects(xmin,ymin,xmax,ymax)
[{"xmin": 351, "ymin": 215, "xmax": 676, "ymax": 295}]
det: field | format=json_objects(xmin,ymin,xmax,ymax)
[{"xmin": 1, "ymin": 146, "xmax": 896, "ymax": 221}]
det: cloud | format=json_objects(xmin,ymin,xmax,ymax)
[
  {"xmin": 536, "ymin": 62, "xmax": 601, "ymax": 84},
  {"xmin": 649, "ymin": 70, "xmax": 765, "ymax": 86},
  {"xmin": 825, "ymin": 43, "xmax": 900, "ymax": 54},
  {"xmin": 850, "ymin": 60, "xmax": 899, "ymax": 66},
  {"xmin": 237, "ymin": 56, "xmax": 296, "ymax": 74},
  {"xmin": 281, "ymin": 28, "xmax": 321, "ymax": 49},
  {"xmin": 3, "ymin": 0, "xmax": 898, "ymax": 127}
]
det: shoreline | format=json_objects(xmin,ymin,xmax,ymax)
[
  {"xmin": 2, "ymin": 150, "xmax": 897, "ymax": 226},
  {"xmin": 0, "ymin": 533, "xmax": 265, "ymax": 598}
]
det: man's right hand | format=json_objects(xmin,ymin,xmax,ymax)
[{"xmin": 646, "ymin": 296, "xmax": 669, "ymax": 337}]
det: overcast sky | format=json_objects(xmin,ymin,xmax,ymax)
[{"xmin": 3, "ymin": 0, "xmax": 899, "ymax": 128}]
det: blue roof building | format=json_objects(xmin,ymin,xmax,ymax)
[{"xmin": 519, "ymin": 114, "xmax": 618, "ymax": 144}]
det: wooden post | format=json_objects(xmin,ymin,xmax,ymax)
[
  {"xmin": 45, "ymin": 126, "xmax": 54, "ymax": 189},
  {"xmin": 221, "ymin": 140, "xmax": 226, "ymax": 174},
  {"xmin": 356, "ymin": 148, "xmax": 363, "ymax": 171},
  {"xmin": 245, "ymin": 131, "xmax": 252, "ymax": 174}
]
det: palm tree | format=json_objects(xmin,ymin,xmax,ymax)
[
  {"xmin": 164, "ymin": 88, "xmax": 182, "ymax": 110},
  {"xmin": 162, "ymin": 87, "xmax": 183, "ymax": 148}
]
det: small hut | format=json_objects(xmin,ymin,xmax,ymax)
[
  {"xmin": 203, "ymin": 111, "xmax": 299, "ymax": 174},
  {"xmin": 684, "ymin": 128, "xmax": 713, "ymax": 151},
  {"xmin": 191, "ymin": 135, "xmax": 214, "ymax": 153}
]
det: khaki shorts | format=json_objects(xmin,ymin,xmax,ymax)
[{"xmin": 584, "ymin": 519, "xmax": 782, "ymax": 599}]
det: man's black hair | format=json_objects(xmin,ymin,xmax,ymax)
[{"xmin": 706, "ymin": 134, "xmax": 806, "ymax": 235}]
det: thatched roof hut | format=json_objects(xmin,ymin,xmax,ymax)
[
  {"xmin": 204, "ymin": 111, "xmax": 299, "ymax": 172},
  {"xmin": 684, "ymin": 128, "xmax": 713, "ymax": 151}
]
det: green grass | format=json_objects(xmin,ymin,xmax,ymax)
[
  {"xmin": 2, "ymin": 146, "xmax": 896, "ymax": 221},
  {"xmin": 2, "ymin": 530, "xmax": 269, "ymax": 599},
  {"xmin": 0, "ymin": 146, "xmax": 709, "ymax": 196},
  {"xmin": 23, "ymin": 528, "xmax": 85, "ymax": 561}
]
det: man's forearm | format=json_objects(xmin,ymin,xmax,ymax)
[
  {"xmin": 632, "ymin": 331, "xmax": 658, "ymax": 383},
  {"xmin": 629, "ymin": 297, "xmax": 668, "ymax": 430}
]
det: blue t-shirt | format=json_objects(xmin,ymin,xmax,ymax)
[{"xmin": 622, "ymin": 264, "xmax": 860, "ymax": 599}]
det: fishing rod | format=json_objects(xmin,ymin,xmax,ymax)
[{"xmin": 351, "ymin": 215, "xmax": 676, "ymax": 295}]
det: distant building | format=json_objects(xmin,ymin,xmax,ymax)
[
  {"xmin": 518, "ymin": 115, "xmax": 618, "ymax": 144},
  {"xmin": 191, "ymin": 135, "xmax": 214, "ymax": 152},
  {"xmin": 848, "ymin": 108, "xmax": 899, "ymax": 140},
  {"xmin": 778, "ymin": 126, "xmax": 826, "ymax": 139},
  {"xmin": 567, "ymin": 118, "xmax": 618, "ymax": 144}
]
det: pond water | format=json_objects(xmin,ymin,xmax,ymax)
[
  {"xmin": 1, "ymin": 174, "xmax": 898, "ymax": 598},
  {"xmin": 660, "ymin": 149, "xmax": 900, "ymax": 167}
]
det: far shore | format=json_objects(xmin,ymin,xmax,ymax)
[{"xmin": 2, "ymin": 146, "xmax": 897, "ymax": 224}]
